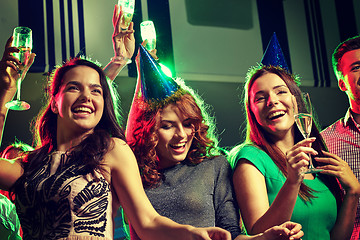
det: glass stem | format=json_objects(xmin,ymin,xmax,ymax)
[
  {"xmin": 16, "ymin": 77, "xmax": 21, "ymax": 101},
  {"xmin": 308, "ymin": 153, "xmax": 315, "ymax": 169}
]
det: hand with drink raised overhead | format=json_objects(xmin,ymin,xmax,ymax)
[
  {"xmin": 0, "ymin": 36, "xmax": 35, "ymax": 92},
  {"xmin": 141, "ymin": 40, "xmax": 158, "ymax": 60},
  {"xmin": 0, "ymin": 36, "xmax": 35, "ymax": 144},
  {"xmin": 112, "ymin": 4, "xmax": 135, "ymax": 63},
  {"xmin": 104, "ymin": 4, "xmax": 135, "ymax": 81}
]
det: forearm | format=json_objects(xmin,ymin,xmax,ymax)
[
  {"xmin": 330, "ymin": 191, "xmax": 360, "ymax": 240},
  {"xmin": 250, "ymin": 179, "xmax": 301, "ymax": 234},
  {"xmin": 235, "ymin": 222, "xmax": 304, "ymax": 240},
  {"xmin": 103, "ymin": 58, "xmax": 129, "ymax": 81},
  {"xmin": 137, "ymin": 215, "xmax": 195, "ymax": 240},
  {"xmin": 235, "ymin": 233, "xmax": 280, "ymax": 240},
  {"xmin": 0, "ymin": 88, "xmax": 16, "ymax": 145},
  {"xmin": 235, "ymin": 234, "xmax": 264, "ymax": 240}
]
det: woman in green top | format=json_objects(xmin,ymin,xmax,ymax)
[
  {"xmin": 0, "ymin": 193, "xmax": 21, "ymax": 240},
  {"xmin": 229, "ymin": 65, "xmax": 360, "ymax": 240}
]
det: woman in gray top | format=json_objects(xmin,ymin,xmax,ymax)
[{"xmin": 125, "ymin": 45, "xmax": 304, "ymax": 240}]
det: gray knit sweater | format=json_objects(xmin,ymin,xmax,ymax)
[{"xmin": 130, "ymin": 155, "xmax": 244, "ymax": 239}]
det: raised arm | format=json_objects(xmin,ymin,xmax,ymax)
[
  {"xmin": 0, "ymin": 37, "xmax": 21, "ymax": 144},
  {"xmin": 0, "ymin": 36, "xmax": 35, "ymax": 145},
  {"xmin": 105, "ymin": 138, "xmax": 231, "ymax": 240},
  {"xmin": 103, "ymin": 4, "xmax": 135, "ymax": 81},
  {"xmin": 0, "ymin": 36, "xmax": 34, "ymax": 190}
]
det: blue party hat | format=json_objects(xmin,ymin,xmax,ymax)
[
  {"xmin": 261, "ymin": 32, "xmax": 289, "ymax": 71},
  {"xmin": 126, "ymin": 45, "xmax": 183, "ymax": 136},
  {"xmin": 137, "ymin": 44, "xmax": 180, "ymax": 103}
]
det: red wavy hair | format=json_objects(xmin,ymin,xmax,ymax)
[{"xmin": 127, "ymin": 93, "xmax": 217, "ymax": 188}]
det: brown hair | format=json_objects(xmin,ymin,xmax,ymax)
[
  {"xmin": 127, "ymin": 92, "xmax": 218, "ymax": 188},
  {"xmin": 332, "ymin": 35, "xmax": 360, "ymax": 80},
  {"xmin": 231, "ymin": 65, "xmax": 343, "ymax": 204},
  {"xmin": 14, "ymin": 58, "xmax": 125, "ymax": 192}
]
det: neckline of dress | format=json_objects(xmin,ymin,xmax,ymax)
[
  {"xmin": 49, "ymin": 150, "xmax": 68, "ymax": 158},
  {"xmin": 51, "ymin": 150, "xmax": 66, "ymax": 154}
]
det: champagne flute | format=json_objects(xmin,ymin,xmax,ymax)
[
  {"xmin": 5, "ymin": 26, "xmax": 32, "ymax": 111},
  {"xmin": 294, "ymin": 92, "xmax": 321, "ymax": 174},
  {"xmin": 140, "ymin": 20, "xmax": 156, "ymax": 51},
  {"xmin": 118, "ymin": 0, "xmax": 135, "ymax": 30},
  {"xmin": 140, "ymin": 21, "xmax": 172, "ymax": 77}
]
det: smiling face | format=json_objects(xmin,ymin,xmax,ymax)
[
  {"xmin": 52, "ymin": 65, "xmax": 104, "ymax": 138},
  {"xmin": 155, "ymin": 104, "xmax": 195, "ymax": 169},
  {"xmin": 338, "ymin": 49, "xmax": 360, "ymax": 111},
  {"xmin": 249, "ymin": 73, "xmax": 296, "ymax": 139}
]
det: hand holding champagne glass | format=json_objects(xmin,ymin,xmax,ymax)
[
  {"xmin": 5, "ymin": 26, "xmax": 32, "ymax": 110},
  {"xmin": 118, "ymin": 0, "xmax": 135, "ymax": 30},
  {"xmin": 294, "ymin": 92, "xmax": 321, "ymax": 174}
]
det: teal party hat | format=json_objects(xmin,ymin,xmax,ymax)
[
  {"xmin": 137, "ymin": 44, "xmax": 180, "ymax": 103},
  {"xmin": 261, "ymin": 32, "xmax": 289, "ymax": 71}
]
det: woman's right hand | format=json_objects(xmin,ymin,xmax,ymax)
[
  {"xmin": 0, "ymin": 36, "xmax": 35, "ymax": 92},
  {"xmin": 0, "ymin": 36, "xmax": 21, "ymax": 91},
  {"xmin": 141, "ymin": 40, "xmax": 159, "ymax": 60},
  {"xmin": 112, "ymin": 4, "xmax": 135, "ymax": 61},
  {"xmin": 261, "ymin": 221, "xmax": 303, "ymax": 240},
  {"xmin": 285, "ymin": 137, "xmax": 318, "ymax": 183}
]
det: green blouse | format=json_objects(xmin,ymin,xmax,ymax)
[
  {"xmin": 231, "ymin": 144, "xmax": 337, "ymax": 240},
  {"xmin": 0, "ymin": 193, "xmax": 21, "ymax": 240}
]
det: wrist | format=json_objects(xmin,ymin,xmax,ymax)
[
  {"xmin": 285, "ymin": 177, "xmax": 303, "ymax": 187},
  {"xmin": 0, "ymin": 85, "xmax": 17, "ymax": 97},
  {"xmin": 345, "ymin": 186, "xmax": 360, "ymax": 197},
  {"xmin": 110, "ymin": 55, "xmax": 132, "ymax": 65},
  {"xmin": 249, "ymin": 233, "xmax": 265, "ymax": 240}
]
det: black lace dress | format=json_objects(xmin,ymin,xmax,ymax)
[{"xmin": 14, "ymin": 151, "xmax": 114, "ymax": 240}]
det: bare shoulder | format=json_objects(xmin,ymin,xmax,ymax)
[
  {"xmin": 105, "ymin": 137, "xmax": 137, "ymax": 168},
  {"xmin": 110, "ymin": 137, "xmax": 129, "ymax": 149},
  {"xmin": 0, "ymin": 157, "xmax": 24, "ymax": 189}
]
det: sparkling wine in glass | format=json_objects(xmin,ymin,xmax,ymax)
[
  {"xmin": 5, "ymin": 26, "xmax": 32, "ymax": 111},
  {"xmin": 118, "ymin": 0, "xmax": 135, "ymax": 30},
  {"xmin": 140, "ymin": 20, "xmax": 156, "ymax": 51},
  {"xmin": 294, "ymin": 92, "xmax": 321, "ymax": 174}
]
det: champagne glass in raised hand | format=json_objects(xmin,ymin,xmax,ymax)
[
  {"xmin": 5, "ymin": 26, "xmax": 32, "ymax": 110},
  {"xmin": 140, "ymin": 21, "xmax": 171, "ymax": 76},
  {"xmin": 118, "ymin": 0, "xmax": 135, "ymax": 30},
  {"xmin": 140, "ymin": 20, "xmax": 156, "ymax": 51},
  {"xmin": 294, "ymin": 92, "xmax": 321, "ymax": 174}
]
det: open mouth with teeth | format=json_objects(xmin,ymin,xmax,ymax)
[
  {"xmin": 73, "ymin": 106, "xmax": 93, "ymax": 114},
  {"xmin": 170, "ymin": 143, "xmax": 186, "ymax": 149},
  {"xmin": 268, "ymin": 111, "xmax": 286, "ymax": 120}
]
